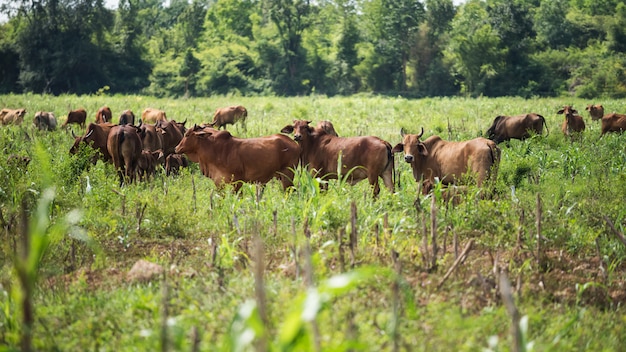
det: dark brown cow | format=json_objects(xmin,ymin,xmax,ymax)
[
  {"xmin": 486, "ymin": 113, "xmax": 547, "ymax": 144},
  {"xmin": 119, "ymin": 109, "xmax": 136, "ymax": 125},
  {"xmin": 175, "ymin": 125, "xmax": 300, "ymax": 191},
  {"xmin": 107, "ymin": 124, "xmax": 143, "ymax": 185},
  {"xmin": 281, "ymin": 120, "xmax": 394, "ymax": 196},
  {"xmin": 0, "ymin": 108, "xmax": 26, "ymax": 125},
  {"xmin": 599, "ymin": 113, "xmax": 626, "ymax": 135},
  {"xmin": 70, "ymin": 123, "xmax": 115, "ymax": 163},
  {"xmin": 165, "ymin": 153, "xmax": 189, "ymax": 176},
  {"xmin": 392, "ymin": 128, "xmax": 500, "ymax": 190},
  {"xmin": 139, "ymin": 124, "xmax": 163, "ymax": 152},
  {"xmin": 33, "ymin": 111, "xmax": 57, "ymax": 131},
  {"xmin": 586, "ymin": 104, "xmax": 604, "ymax": 121},
  {"xmin": 95, "ymin": 106, "xmax": 112, "ymax": 124},
  {"xmin": 141, "ymin": 108, "xmax": 167, "ymax": 123},
  {"xmin": 156, "ymin": 119, "xmax": 185, "ymax": 156},
  {"xmin": 558, "ymin": 106, "xmax": 585, "ymax": 138},
  {"xmin": 316, "ymin": 120, "xmax": 338, "ymax": 136},
  {"xmin": 208, "ymin": 105, "xmax": 247, "ymax": 130},
  {"xmin": 137, "ymin": 149, "xmax": 164, "ymax": 181},
  {"xmin": 62, "ymin": 108, "xmax": 87, "ymax": 128}
]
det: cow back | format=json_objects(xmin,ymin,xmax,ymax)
[{"xmin": 601, "ymin": 113, "xmax": 626, "ymax": 135}]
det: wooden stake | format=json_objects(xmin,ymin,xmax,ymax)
[
  {"xmin": 252, "ymin": 232, "xmax": 268, "ymax": 352},
  {"xmin": 430, "ymin": 195, "xmax": 438, "ymax": 271},
  {"xmin": 536, "ymin": 193, "xmax": 543, "ymax": 271},
  {"xmin": 604, "ymin": 216, "xmax": 626, "ymax": 247},
  {"xmin": 499, "ymin": 271, "xmax": 523, "ymax": 352},
  {"xmin": 437, "ymin": 239, "xmax": 474, "ymax": 290}
]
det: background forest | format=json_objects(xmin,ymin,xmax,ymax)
[{"xmin": 1, "ymin": 0, "xmax": 626, "ymax": 99}]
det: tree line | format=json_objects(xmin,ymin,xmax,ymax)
[{"xmin": 1, "ymin": 0, "xmax": 626, "ymax": 98}]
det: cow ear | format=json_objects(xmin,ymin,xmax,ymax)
[
  {"xmin": 391, "ymin": 143, "xmax": 404, "ymax": 153},
  {"xmin": 572, "ymin": 109, "xmax": 578, "ymax": 115},
  {"xmin": 557, "ymin": 109, "xmax": 564, "ymax": 115},
  {"xmin": 281, "ymin": 125, "xmax": 294, "ymax": 134},
  {"xmin": 417, "ymin": 143, "xmax": 429, "ymax": 156},
  {"xmin": 400, "ymin": 128, "xmax": 406, "ymax": 137}
]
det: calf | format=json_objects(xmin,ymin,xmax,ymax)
[
  {"xmin": 558, "ymin": 106, "xmax": 585, "ymax": 139},
  {"xmin": 62, "ymin": 108, "xmax": 87, "ymax": 128},
  {"xmin": 165, "ymin": 153, "xmax": 189, "ymax": 176},
  {"xmin": 586, "ymin": 104, "xmax": 604, "ymax": 121},
  {"xmin": 316, "ymin": 120, "xmax": 338, "ymax": 136},
  {"xmin": 208, "ymin": 105, "xmax": 247, "ymax": 130},
  {"xmin": 0, "ymin": 108, "xmax": 27, "ymax": 125},
  {"xmin": 137, "ymin": 150, "xmax": 164, "ymax": 181},
  {"xmin": 33, "ymin": 111, "xmax": 57, "ymax": 131},
  {"xmin": 281, "ymin": 120, "xmax": 394, "ymax": 196}
]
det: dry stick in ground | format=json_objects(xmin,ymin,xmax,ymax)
[
  {"xmin": 191, "ymin": 174, "xmax": 197, "ymax": 212},
  {"xmin": 136, "ymin": 202, "xmax": 147, "ymax": 233},
  {"xmin": 350, "ymin": 201, "xmax": 357, "ymax": 268},
  {"xmin": 252, "ymin": 232, "xmax": 268, "ymax": 352},
  {"xmin": 499, "ymin": 271, "xmax": 523, "ymax": 352},
  {"xmin": 190, "ymin": 326, "xmax": 201, "ymax": 352},
  {"xmin": 595, "ymin": 236, "xmax": 607, "ymax": 281},
  {"xmin": 18, "ymin": 197, "xmax": 33, "ymax": 352},
  {"xmin": 384, "ymin": 213, "xmax": 389, "ymax": 248},
  {"xmin": 430, "ymin": 195, "xmax": 438, "ymax": 271},
  {"xmin": 272, "ymin": 210, "xmax": 278, "ymax": 238},
  {"xmin": 390, "ymin": 250, "xmax": 402, "ymax": 352},
  {"xmin": 112, "ymin": 189, "xmax": 126, "ymax": 216},
  {"xmin": 160, "ymin": 274, "xmax": 169, "ymax": 352},
  {"xmin": 338, "ymin": 228, "xmax": 346, "ymax": 273},
  {"xmin": 604, "ymin": 216, "xmax": 626, "ymax": 247},
  {"xmin": 536, "ymin": 193, "xmax": 543, "ymax": 270},
  {"xmin": 436, "ymin": 239, "xmax": 474, "ymax": 290},
  {"xmin": 291, "ymin": 217, "xmax": 299, "ymax": 280},
  {"xmin": 303, "ymin": 220, "xmax": 321, "ymax": 352}
]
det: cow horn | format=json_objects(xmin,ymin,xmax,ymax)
[
  {"xmin": 181, "ymin": 119, "xmax": 187, "ymax": 125},
  {"xmin": 417, "ymin": 127, "xmax": 424, "ymax": 138},
  {"xmin": 400, "ymin": 128, "xmax": 406, "ymax": 137},
  {"xmin": 85, "ymin": 129, "xmax": 94, "ymax": 138},
  {"xmin": 71, "ymin": 129, "xmax": 77, "ymax": 138},
  {"xmin": 138, "ymin": 119, "xmax": 142, "ymax": 128}
]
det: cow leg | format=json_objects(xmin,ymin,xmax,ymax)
[{"xmin": 381, "ymin": 170, "xmax": 394, "ymax": 193}]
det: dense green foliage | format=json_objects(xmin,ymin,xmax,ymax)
[
  {"xmin": 3, "ymin": 0, "xmax": 626, "ymax": 98},
  {"xmin": 0, "ymin": 94, "xmax": 625, "ymax": 350}
]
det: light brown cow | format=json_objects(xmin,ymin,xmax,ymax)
[
  {"xmin": 392, "ymin": 128, "xmax": 500, "ymax": 191},
  {"xmin": 0, "ymin": 108, "xmax": 27, "ymax": 125},
  {"xmin": 107, "ymin": 124, "xmax": 143, "ymax": 185},
  {"xmin": 316, "ymin": 120, "xmax": 338, "ymax": 136},
  {"xmin": 96, "ymin": 106, "xmax": 112, "ymax": 124},
  {"xmin": 175, "ymin": 125, "xmax": 300, "ymax": 191},
  {"xmin": 558, "ymin": 106, "xmax": 585, "ymax": 139},
  {"xmin": 586, "ymin": 104, "xmax": 604, "ymax": 121},
  {"xmin": 33, "ymin": 111, "xmax": 57, "ymax": 131},
  {"xmin": 119, "ymin": 109, "xmax": 136, "ymax": 125},
  {"xmin": 599, "ymin": 113, "xmax": 626, "ymax": 136},
  {"xmin": 281, "ymin": 120, "xmax": 394, "ymax": 196},
  {"xmin": 208, "ymin": 105, "xmax": 247, "ymax": 130},
  {"xmin": 141, "ymin": 108, "xmax": 167, "ymax": 123},
  {"xmin": 486, "ymin": 113, "xmax": 547, "ymax": 144},
  {"xmin": 70, "ymin": 122, "xmax": 116, "ymax": 163},
  {"xmin": 62, "ymin": 108, "xmax": 87, "ymax": 128}
]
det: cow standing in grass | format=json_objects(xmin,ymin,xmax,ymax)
[
  {"xmin": 558, "ymin": 106, "xmax": 585, "ymax": 140},
  {"xmin": 208, "ymin": 105, "xmax": 247, "ymax": 131},
  {"xmin": 62, "ymin": 108, "xmax": 87, "ymax": 128},
  {"xmin": 486, "ymin": 113, "xmax": 547, "ymax": 144},
  {"xmin": 107, "ymin": 124, "xmax": 143, "ymax": 185}
]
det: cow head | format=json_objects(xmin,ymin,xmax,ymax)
[
  {"xmin": 557, "ymin": 105, "xmax": 577, "ymax": 118},
  {"xmin": 586, "ymin": 104, "xmax": 604, "ymax": 121},
  {"xmin": 392, "ymin": 127, "xmax": 427, "ymax": 163},
  {"xmin": 281, "ymin": 120, "xmax": 313, "ymax": 142}
]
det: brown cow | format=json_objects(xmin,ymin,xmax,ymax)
[
  {"xmin": 138, "ymin": 123, "xmax": 163, "ymax": 152},
  {"xmin": 599, "ymin": 113, "xmax": 626, "ymax": 135},
  {"xmin": 558, "ymin": 106, "xmax": 585, "ymax": 139},
  {"xmin": 62, "ymin": 108, "xmax": 87, "ymax": 128},
  {"xmin": 175, "ymin": 125, "xmax": 300, "ymax": 191},
  {"xmin": 586, "ymin": 104, "xmax": 604, "ymax": 121},
  {"xmin": 316, "ymin": 120, "xmax": 338, "ymax": 136},
  {"xmin": 95, "ymin": 106, "xmax": 112, "ymax": 124},
  {"xmin": 107, "ymin": 124, "xmax": 143, "ymax": 185},
  {"xmin": 137, "ymin": 149, "xmax": 164, "ymax": 181},
  {"xmin": 141, "ymin": 108, "xmax": 167, "ymax": 123},
  {"xmin": 392, "ymin": 128, "xmax": 500, "ymax": 191},
  {"xmin": 33, "ymin": 111, "xmax": 57, "ymax": 131},
  {"xmin": 156, "ymin": 119, "xmax": 185, "ymax": 156},
  {"xmin": 165, "ymin": 153, "xmax": 189, "ymax": 176},
  {"xmin": 208, "ymin": 105, "xmax": 247, "ymax": 130},
  {"xmin": 0, "ymin": 108, "xmax": 27, "ymax": 125},
  {"xmin": 70, "ymin": 123, "xmax": 115, "ymax": 163},
  {"xmin": 119, "ymin": 109, "xmax": 136, "ymax": 125},
  {"xmin": 281, "ymin": 120, "xmax": 394, "ymax": 196},
  {"xmin": 486, "ymin": 113, "xmax": 547, "ymax": 144}
]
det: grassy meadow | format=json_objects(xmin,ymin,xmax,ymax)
[{"xmin": 1, "ymin": 93, "xmax": 626, "ymax": 351}]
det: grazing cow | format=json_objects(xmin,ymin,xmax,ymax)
[
  {"xmin": 486, "ymin": 113, "xmax": 547, "ymax": 144},
  {"xmin": 316, "ymin": 120, "xmax": 338, "ymax": 136},
  {"xmin": 599, "ymin": 113, "xmax": 626, "ymax": 136},
  {"xmin": 33, "ymin": 111, "xmax": 57, "ymax": 131},
  {"xmin": 137, "ymin": 149, "xmax": 164, "ymax": 181},
  {"xmin": 95, "ymin": 106, "xmax": 112, "ymax": 124},
  {"xmin": 138, "ymin": 123, "xmax": 163, "ymax": 152},
  {"xmin": 70, "ymin": 122, "xmax": 115, "ymax": 163},
  {"xmin": 119, "ymin": 109, "xmax": 136, "ymax": 125},
  {"xmin": 156, "ymin": 119, "xmax": 186, "ymax": 156},
  {"xmin": 281, "ymin": 120, "xmax": 394, "ymax": 196},
  {"xmin": 208, "ymin": 105, "xmax": 247, "ymax": 130},
  {"xmin": 175, "ymin": 125, "xmax": 300, "ymax": 191},
  {"xmin": 586, "ymin": 104, "xmax": 604, "ymax": 121},
  {"xmin": 141, "ymin": 108, "xmax": 167, "ymax": 123},
  {"xmin": 0, "ymin": 108, "xmax": 27, "ymax": 125},
  {"xmin": 392, "ymin": 128, "xmax": 500, "ymax": 191},
  {"xmin": 165, "ymin": 153, "xmax": 189, "ymax": 176},
  {"xmin": 62, "ymin": 108, "xmax": 87, "ymax": 128},
  {"xmin": 107, "ymin": 124, "xmax": 143, "ymax": 185},
  {"xmin": 558, "ymin": 106, "xmax": 585, "ymax": 138}
]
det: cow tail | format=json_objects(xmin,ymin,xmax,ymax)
[
  {"xmin": 385, "ymin": 142, "xmax": 397, "ymax": 192},
  {"xmin": 539, "ymin": 114, "xmax": 549, "ymax": 136},
  {"xmin": 487, "ymin": 142, "xmax": 501, "ymax": 193}
]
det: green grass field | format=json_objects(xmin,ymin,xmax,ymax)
[{"xmin": 1, "ymin": 93, "xmax": 626, "ymax": 351}]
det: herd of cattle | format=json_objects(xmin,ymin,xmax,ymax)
[{"xmin": 1, "ymin": 103, "xmax": 625, "ymax": 197}]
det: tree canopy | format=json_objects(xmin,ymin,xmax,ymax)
[{"xmin": 1, "ymin": 0, "xmax": 626, "ymax": 98}]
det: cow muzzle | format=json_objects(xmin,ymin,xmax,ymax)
[
  {"xmin": 404, "ymin": 155, "xmax": 414, "ymax": 163},
  {"xmin": 294, "ymin": 134, "xmax": 302, "ymax": 142}
]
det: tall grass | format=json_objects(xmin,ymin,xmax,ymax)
[{"xmin": 0, "ymin": 94, "xmax": 625, "ymax": 350}]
